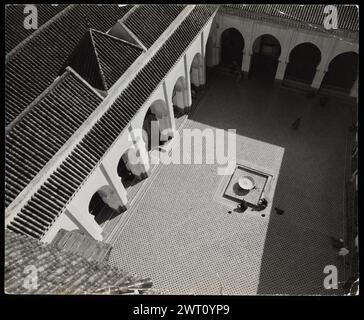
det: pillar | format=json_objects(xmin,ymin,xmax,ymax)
[
  {"xmin": 163, "ymin": 81, "xmax": 176, "ymax": 138},
  {"xmin": 99, "ymin": 162, "xmax": 129, "ymax": 211},
  {"xmin": 212, "ymin": 45, "xmax": 220, "ymax": 66},
  {"xmin": 275, "ymin": 60, "xmax": 288, "ymax": 82},
  {"xmin": 311, "ymin": 69, "xmax": 326, "ymax": 89},
  {"xmin": 65, "ymin": 205, "xmax": 103, "ymax": 241},
  {"xmin": 200, "ymin": 31, "xmax": 206, "ymax": 86},
  {"xmin": 241, "ymin": 52, "xmax": 251, "ymax": 75},
  {"xmin": 211, "ymin": 22, "xmax": 220, "ymax": 66},
  {"xmin": 135, "ymin": 136, "xmax": 151, "ymax": 179},
  {"xmin": 159, "ymin": 115, "xmax": 171, "ymax": 141},
  {"xmin": 199, "ymin": 59, "xmax": 206, "ymax": 86},
  {"xmin": 183, "ymin": 54, "xmax": 192, "ymax": 111}
]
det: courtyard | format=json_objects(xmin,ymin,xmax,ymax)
[{"xmin": 107, "ymin": 70, "xmax": 353, "ymax": 295}]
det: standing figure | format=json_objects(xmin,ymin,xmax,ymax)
[
  {"xmin": 291, "ymin": 117, "xmax": 301, "ymax": 130},
  {"xmin": 238, "ymin": 199, "xmax": 248, "ymax": 212}
]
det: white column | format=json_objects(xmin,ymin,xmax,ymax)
[
  {"xmin": 159, "ymin": 116, "xmax": 170, "ymax": 141},
  {"xmin": 212, "ymin": 45, "xmax": 220, "ymax": 65},
  {"xmin": 163, "ymin": 81, "xmax": 176, "ymax": 138},
  {"xmin": 128, "ymin": 126, "xmax": 151, "ymax": 179},
  {"xmin": 311, "ymin": 69, "xmax": 326, "ymax": 89},
  {"xmin": 99, "ymin": 162, "xmax": 128, "ymax": 211},
  {"xmin": 183, "ymin": 54, "xmax": 192, "ymax": 110},
  {"xmin": 200, "ymin": 32, "xmax": 206, "ymax": 86},
  {"xmin": 199, "ymin": 60, "xmax": 206, "ymax": 86},
  {"xmin": 211, "ymin": 21, "xmax": 220, "ymax": 66},
  {"xmin": 134, "ymin": 136, "xmax": 151, "ymax": 179},
  {"xmin": 241, "ymin": 52, "xmax": 251, "ymax": 74},
  {"xmin": 65, "ymin": 205, "xmax": 103, "ymax": 241},
  {"xmin": 350, "ymin": 78, "xmax": 358, "ymax": 98},
  {"xmin": 275, "ymin": 60, "xmax": 288, "ymax": 81}
]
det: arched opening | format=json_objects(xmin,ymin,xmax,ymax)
[
  {"xmin": 88, "ymin": 185, "xmax": 122, "ymax": 225},
  {"xmin": 142, "ymin": 99, "xmax": 170, "ymax": 151},
  {"xmin": 284, "ymin": 43, "xmax": 321, "ymax": 84},
  {"xmin": 220, "ymin": 28, "xmax": 245, "ymax": 71},
  {"xmin": 190, "ymin": 53, "xmax": 203, "ymax": 101},
  {"xmin": 321, "ymin": 52, "xmax": 358, "ymax": 94},
  {"xmin": 117, "ymin": 150, "xmax": 135, "ymax": 189},
  {"xmin": 250, "ymin": 34, "xmax": 281, "ymax": 80},
  {"xmin": 172, "ymin": 76, "xmax": 188, "ymax": 118}
]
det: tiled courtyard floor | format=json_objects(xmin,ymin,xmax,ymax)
[{"xmin": 108, "ymin": 71, "xmax": 353, "ymax": 295}]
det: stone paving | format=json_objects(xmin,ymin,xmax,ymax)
[{"xmin": 108, "ymin": 72, "xmax": 353, "ymax": 295}]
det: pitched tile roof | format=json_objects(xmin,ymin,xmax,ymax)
[
  {"xmin": 5, "ymin": 4, "xmax": 133, "ymax": 126},
  {"xmin": 123, "ymin": 4, "xmax": 186, "ymax": 48},
  {"xmin": 5, "ymin": 4, "xmax": 69, "ymax": 55},
  {"xmin": 221, "ymin": 5, "xmax": 359, "ymax": 37},
  {"xmin": 5, "ymin": 229, "xmax": 154, "ymax": 295},
  {"xmin": 6, "ymin": 5, "xmax": 218, "ymax": 240},
  {"xmin": 51, "ymin": 229, "xmax": 112, "ymax": 263},
  {"xmin": 5, "ymin": 68, "xmax": 103, "ymax": 209},
  {"xmin": 67, "ymin": 29, "xmax": 144, "ymax": 91}
]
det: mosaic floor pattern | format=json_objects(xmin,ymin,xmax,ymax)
[{"xmin": 108, "ymin": 72, "xmax": 352, "ymax": 295}]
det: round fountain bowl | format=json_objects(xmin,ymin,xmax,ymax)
[{"xmin": 238, "ymin": 176, "xmax": 255, "ymax": 190}]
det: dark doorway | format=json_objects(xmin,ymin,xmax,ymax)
[
  {"xmin": 142, "ymin": 99, "xmax": 169, "ymax": 151},
  {"xmin": 142, "ymin": 109, "xmax": 157, "ymax": 151},
  {"xmin": 250, "ymin": 34, "xmax": 281, "ymax": 81},
  {"xmin": 220, "ymin": 28, "xmax": 245, "ymax": 70},
  {"xmin": 89, "ymin": 190, "xmax": 115, "ymax": 225},
  {"xmin": 284, "ymin": 43, "xmax": 321, "ymax": 84},
  {"xmin": 117, "ymin": 154, "xmax": 135, "ymax": 189},
  {"xmin": 89, "ymin": 192, "xmax": 105, "ymax": 218},
  {"xmin": 321, "ymin": 52, "xmax": 358, "ymax": 94}
]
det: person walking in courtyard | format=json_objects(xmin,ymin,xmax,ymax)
[
  {"xmin": 255, "ymin": 198, "xmax": 268, "ymax": 211},
  {"xmin": 291, "ymin": 117, "xmax": 301, "ymax": 130},
  {"xmin": 238, "ymin": 199, "xmax": 248, "ymax": 212}
]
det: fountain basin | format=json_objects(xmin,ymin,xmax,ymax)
[{"xmin": 238, "ymin": 176, "xmax": 255, "ymax": 190}]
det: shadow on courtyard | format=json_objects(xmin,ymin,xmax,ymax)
[{"xmin": 192, "ymin": 70, "xmax": 354, "ymax": 294}]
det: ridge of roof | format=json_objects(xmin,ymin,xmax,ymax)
[
  {"xmin": 66, "ymin": 66, "xmax": 105, "ymax": 100},
  {"xmin": 6, "ymin": 66, "xmax": 105, "ymax": 134},
  {"xmin": 92, "ymin": 28, "xmax": 144, "ymax": 51},
  {"xmin": 5, "ymin": 4, "xmax": 70, "ymax": 55},
  {"xmin": 117, "ymin": 4, "xmax": 140, "ymax": 24},
  {"xmin": 118, "ymin": 21, "xmax": 148, "ymax": 51},
  {"xmin": 5, "ymin": 70, "xmax": 70, "ymax": 134},
  {"xmin": 5, "ymin": 4, "xmax": 134, "ymax": 126},
  {"xmin": 5, "ymin": 69, "xmax": 104, "ymax": 210},
  {"xmin": 6, "ymin": 4, "xmax": 74, "ymax": 62},
  {"xmin": 68, "ymin": 28, "xmax": 145, "ymax": 91},
  {"xmin": 107, "ymin": 5, "xmax": 196, "ymax": 95},
  {"xmin": 88, "ymin": 29, "xmax": 108, "ymax": 91},
  {"xmin": 121, "ymin": 4, "xmax": 188, "ymax": 49}
]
